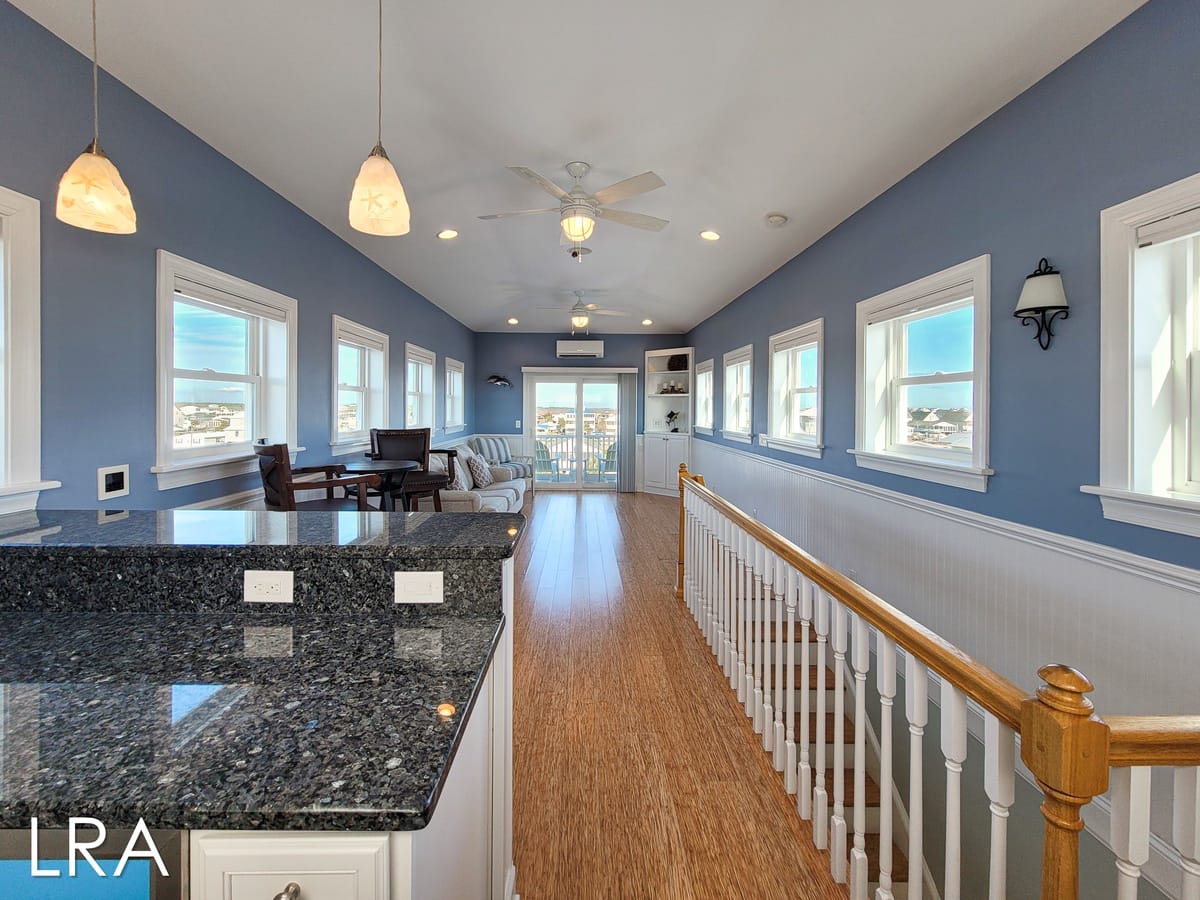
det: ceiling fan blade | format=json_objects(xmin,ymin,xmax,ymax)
[
  {"xmin": 592, "ymin": 171, "xmax": 665, "ymax": 205},
  {"xmin": 477, "ymin": 208, "xmax": 559, "ymax": 220},
  {"xmin": 595, "ymin": 208, "xmax": 670, "ymax": 231},
  {"xmin": 509, "ymin": 166, "xmax": 570, "ymax": 200},
  {"xmin": 589, "ymin": 309, "xmax": 628, "ymax": 316}
]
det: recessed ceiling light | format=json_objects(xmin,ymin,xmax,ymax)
[
  {"xmin": 437, "ymin": 229, "xmax": 458, "ymax": 240},
  {"xmin": 507, "ymin": 317, "xmax": 519, "ymax": 325},
  {"xmin": 699, "ymin": 230, "xmax": 721, "ymax": 241},
  {"xmin": 642, "ymin": 318, "xmax": 653, "ymax": 326},
  {"xmin": 765, "ymin": 212, "xmax": 789, "ymax": 228}
]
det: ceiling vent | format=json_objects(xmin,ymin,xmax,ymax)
[{"xmin": 556, "ymin": 340, "xmax": 605, "ymax": 359}]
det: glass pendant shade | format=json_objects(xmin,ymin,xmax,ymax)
[
  {"xmin": 561, "ymin": 209, "xmax": 595, "ymax": 243},
  {"xmin": 349, "ymin": 144, "xmax": 411, "ymax": 236},
  {"xmin": 570, "ymin": 313, "xmax": 590, "ymax": 330},
  {"xmin": 56, "ymin": 142, "xmax": 137, "ymax": 234}
]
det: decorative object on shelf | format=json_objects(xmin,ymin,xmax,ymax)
[
  {"xmin": 56, "ymin": 0, "xmax": 137, "ymax": 234},
  {"xmin": 666, "ymin": 410, "xmax": 680, "ymax": 433},
  {"xmin": 667, "ymin": 354, "xmax": 689, "ymax": 371},
  {"xmin": 658, "ymin": 381, "xmax": 686, "ymax": 395},
  {"xmin": 1015, "ymin": 257, "xmax": 1069, "ymax": 350},
  {"xmin": 348, "ymin": 0, "xmax": 411, "ymax": 236},
  {"xmin": 487, "ymin": 374, "xmax": 511, "ymax": 388}
]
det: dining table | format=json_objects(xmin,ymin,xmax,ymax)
[{"xmin": 340, "ymin": 458, "xmax": 420, "ymax": 511}]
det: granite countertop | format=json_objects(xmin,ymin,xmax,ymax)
[{"xmin": 0, "ymin": 609, "xmax": 502, "ymax": 831}]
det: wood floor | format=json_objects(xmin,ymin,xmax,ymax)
[{"xmin": 513, "ymin": 491, "xmax": 845, "ymax": 900}]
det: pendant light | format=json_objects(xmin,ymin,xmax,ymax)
[
  {"xmin": 348, "ymin": 0, "xmax": 410, "ymax": 236},
  {"xmin": 55, "ymin": 0, "xmax": 136, "ymax": 234}
]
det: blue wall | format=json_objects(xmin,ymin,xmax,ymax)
[
  {"xmin": 686, "ymin": 0, "xmax": 1200, "ymax": 569},
  {"xmin": 0, "ymin": 2, "xmax": 474, "ymax": 509},
  {"xmin": 474, "ymin": 331, "xmax": 687, "ymax": 434}
]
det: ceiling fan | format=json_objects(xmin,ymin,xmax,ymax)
[
  {"xmin": 478, "ymin": 162, "xmax": 668, "ymax": 244},
  {"xmin": 536, "ymin": 291, "xmax": 628, "ymax": 334}
]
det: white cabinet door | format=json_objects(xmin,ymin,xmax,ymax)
[
  {"xmin": 644, "ymin": 435, "xmax": 668, "ymax": 489},
  {"xmin": 665, "ymin": 435, "xmax": 689, "ymax": 483},
  {"xmin": 191, "ymin": 832, "xmax": 389, "ymax": 900}
]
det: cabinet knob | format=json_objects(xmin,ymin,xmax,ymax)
[{"xmin": 273, "ymin": 883, "xmax": 301, "ymax": 900}]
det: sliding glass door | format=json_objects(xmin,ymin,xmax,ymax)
[{"xmin": 530, "ymin": 376, "xmax": 620, "ymax": 490}]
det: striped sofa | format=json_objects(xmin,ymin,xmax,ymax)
[{"xmin": 472, "ymin": 436, "xmax": 535, "ymax": 490}]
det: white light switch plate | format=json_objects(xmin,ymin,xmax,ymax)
[
  {"xmin": 394, "ymin": 571, "xmax": 444, "ymax": 604},
  {"xmin": 243, "ymin": 570, "xmax": 294, "ymax": 603}
]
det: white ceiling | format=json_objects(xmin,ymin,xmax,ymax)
[{"xmin": 16, "ymin": 0, "xmax": 1145, "ymax": 333}]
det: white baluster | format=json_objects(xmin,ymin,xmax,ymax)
[
  {"xmin": 1175, "ymin": 767, "xmax": 1200, "ymax": 900},
  {"xmin": 774, "ymin": 556, "xmax": 786, "ymax": 771},
  {"xmin": 744, "ymin": 536, "xmax": 757, "ymax": 717},
  {"xmin": 694, "ymin": 503, "xmax": 704, "ymax": 625},
  {"xmin": 761, "ymin": 549, "xmax": 775, "ymax": 749},
  {"xmin": 906, "ymin": 655, "xmax": 928, "ymax": 900},
  {"xmin": 1111, "ymin": 766, "xmax": 1151, "ymax": 900},
  {"xmin": 941, "ymin": 682, "xmax": 967, "ymax": 900},
  {"xmin": 784, "ymin": 566, "xmax": 798, "ymax": 793},
  {"xmin": 705, "ymin": 507, "xmax": 716, "ymax": 646},
  {"xmin": 798, "ymin": 577, "xmax": 814, "ymax": 820},
  {"xmin": 849, "ymin": 614, "xmax": 870, "ymax": 900},
  {"xmin": 813, "ymin": 589, "xmax": 830, "ymax": 848},
  {"xmin": 984, "ymin": 716, "xmax": 1014, "ymax": 900},
  {"xmin": 734, "ymin": 528, "xmax": 746, "ymax": 697},
  {"xmin": 723, "ymin": 519, "xmax": 735, "ymax": 678},
  {"xmin": 875, "ymin": 636, "xmax": 897, "ymax": 900},
  {"xmin": 752, "ymin": 542, "xmax": 765, "ymax": 730},
  {"xmin": 830, "ymin": 600, "xmax": 848, "ymax": 882}
]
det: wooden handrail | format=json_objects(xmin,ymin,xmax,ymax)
[
  {"xmin": 680, "ymin": 472, "xmax": 1027, "ymax": 729},
  {"xmin": 1107, "ymin": 715, "xmax": 1200, "ymax": 766}
]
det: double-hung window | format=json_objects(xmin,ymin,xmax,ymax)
[
  {"xmin": 722, "ymin": 345, "xmax": 753, "ymax": 442},
  {"xmin": 445, "ymin": 358, "xmax": 465, "ymax": 433},
  {"xmin": 1087, "ymin": 173, "xmax": 1200, "ymax": 535},
  {"xmin": 155, "ymin": 251, "xmax": 297, "ymax": 490},
  {"xmin": 405, "ymin": 343, "xmax": 436, "ymax": 429},
  {"xmin": 764, "ymin": 318, "xmax": 823, "ymax": 457},
  {"xmin": 0, "ymin": 184, "xmax": 57, "ymax": 512},
  {"xmin": 331, "ymin": 315, "xmax": 388, "ymax": 454},
  {"xmin": 695, "ymin": 359, "xmax": 714, "ymax": 434},
  {"xmin": 853, "ymin": 255, "xmax": 991, "ymax": 491}
]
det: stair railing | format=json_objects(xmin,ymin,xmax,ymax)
[{"xmin": 677, "ymin": 464, "xmax": 1200, "ymax": 900}]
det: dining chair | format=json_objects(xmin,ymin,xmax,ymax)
[
  {"xmin": 369, "ymin": 428, "xmax": 449, "ymax": 511},
  {"xmin": 254, "ymin": 443, "xmax": 380, "ymax": 511}
]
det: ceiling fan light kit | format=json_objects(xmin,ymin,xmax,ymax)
[{"xmin": 349, "ymin": 0, "xmax": 411, "ymax": 236}]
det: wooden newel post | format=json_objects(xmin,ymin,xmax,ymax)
[{"xmin": 1020, "ymin": 664, "xmax": 1111, "ymax": 900}]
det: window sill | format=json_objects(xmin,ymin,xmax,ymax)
[
  {"xmin": 445, "ymin": 423, "xmax": 466, "ymax": 435},
  {"xmin": 695, "ymin": 426, "xmax": 713, "ymax": 436},
  {"xmin": 758, "ymin": 435, "xmax": 823, "ymax": 459},
  {"xmin": 1080, "ymin": 485, "xmax": 1200, "ymax": 537},
  {"xmin": 722, "ymin": 430, "xmax": 752, "ymax": 444},
  {"xmin": 848, "ymin": 448, "xmax": 991, "ymax": 492},
  {"xmin": 330, "ymin": 439, "xmax": 370, "ymax": 457},
  {"xmin": 153, "ymin": 447, "xmax": 305, "ymax": 491},
  {"xmin": 0, "ymin": 479, "xmax": 62, "ymax": 514}
]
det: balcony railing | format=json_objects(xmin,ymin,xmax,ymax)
[
  {"xmin": 676, "ymin": 463, "xmax": 1200, "ymax": 900},
  {"xmin": 532, "ymin": 433, "xmax": 617, "ymax": 483}
]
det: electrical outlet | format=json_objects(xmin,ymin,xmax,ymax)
[
  {"xmin": 395, "ymin": 571, "xmax": 444, "ymax": 604},
  {"xmin": 243, "ymin": 570, "xmax": 294, "ymax": 603},
  {"xmin": 515, "ymin": 419, "xmax": 521, "ymax": 429}
]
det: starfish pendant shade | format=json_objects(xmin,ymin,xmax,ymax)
[
  {"xmin": 349, "ymin": 143, "xmax": 410, "ymax": 236},
  {"xmin": 56, "ymin": 140, "xmax": 137, "ymax": 234}
]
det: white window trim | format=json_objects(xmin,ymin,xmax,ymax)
[
  {"xmin": 851, "ymin": 254, "xmax": 992, "ymax": 492},
  {"xmin": 1086, "ymin": 170, "xmax": 1200, "ymax": 536},
  {"xmin": 695, "ymin": 358, "xmax": 714, "ymax": 435},
  {"xmin": 405, "ymin": 341, "xmax": 436, "ymax": 430},
  {"xmin": 762, "ymin": 318, "xmax": 824, "ymax": 459},
  {"xmin": 330, "ymin": 315, "xmax": 389, "ymax": 455},
  {"xmin": 0, "ymin": 185, "xmax": 59, "ymax": 512},
  {"xmin": 444, "ymin": 356, "xmax": 466, "ymax": 434},
  {"xmin": 722, "ymin": 344, "xmax": 753, "ymax": 443},
  {"xmin": 153, "ymin": 250, "xmax": 299, "ymax": 490}
]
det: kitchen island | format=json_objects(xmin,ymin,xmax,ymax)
[{"xmin": 0, "ymin": 508, "xmax": 522, "ymax": 900}]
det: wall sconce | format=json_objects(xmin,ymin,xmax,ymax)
[{"xmin": 1014, "ymin": 258, "xmax": 1069, "ymax": 350}]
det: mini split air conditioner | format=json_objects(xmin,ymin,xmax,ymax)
[{"xmin": 556, "ymin": 340, "xmax": 605, "ymax": 359}]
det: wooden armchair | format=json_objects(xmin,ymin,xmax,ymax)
[{"xmin": 254, "ymin": 443, "xmax": 380, "ymax": 511}]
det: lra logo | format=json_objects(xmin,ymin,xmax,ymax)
[{"xmin": 29, "ymin": 817, "xmax": 170, "ymax": 877}]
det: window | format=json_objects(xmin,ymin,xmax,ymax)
[
  {"xmin": 722, "ymin": 345, "xmax": 753, "ymax": 442},
  {"xmin": 0, "ymin": 185, "xmax": 57, "ymax": 512},
  {"xmin": 1087, "ymin": 173, "xmax": 1200, "ymax": 536},
  {"xmin": 764, "ymin": 319, "xmax": 823, "ymax": 458},
  {"xmin": 331, "ymin": 316, "xmax": 388, "ymax": 454},
  {"xmin": 695, "ymin": 359, "xmax": 714, "ymax": 434},
  {"xmin": 445, "ymin": 357, "xmax": 465, "ymax": 433},
  {"xmin": 852, "ymin": 255, "xmax": 991, "ymax": 491},
  {"xmin": 155, "ymin": 251, "xmax": 297, "ymax": 490},
  {"xmin": 405, "ymin": 343, "xmax": 435, "ymax": 429}
]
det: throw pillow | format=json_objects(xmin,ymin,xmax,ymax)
[
  {"xmin": 467, "ymin": 455, "xmax": 495, "ymax": 488},
  {"xmin": 449, "ymin": 456, "xmax": 472, "ymax": 492}
]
